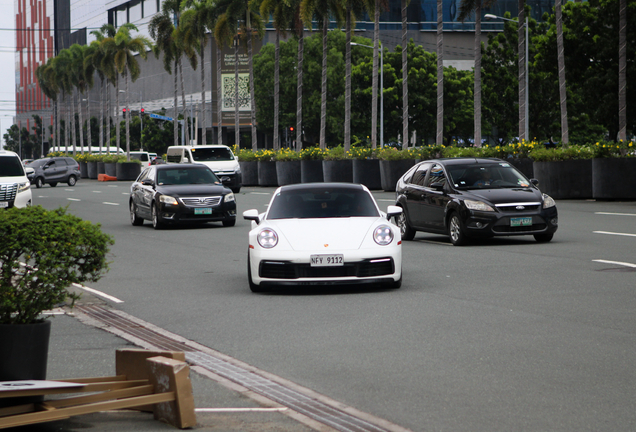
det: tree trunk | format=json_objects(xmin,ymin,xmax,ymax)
[
  {"xmin": 174, "ymin": 59, "xmax": 179, "ymax": 146},
  {"xmin": 217, "ymin": 45, "xmax": 223, "ymax": 145},
  {"xmin": 618, "ymin": 0, "xmax": 626, "ymax": 142},
  {"xmin": 320, "ymin": 20, "xmax": 328, "ymax": 150},
  {"xmin": 296, "ymin": 30, "xmax": 303, "ymax": 151},
  {"xmin": 474, "ymin": 5, "xmax": 482, "ymax": 147},
  {"xmin": 555, "ymin": 0, "xmax": 568, "ymax": 145},
  {"xmin": 274, "ymin": 32, "xmax": 280, "ymax": 151},
  {"xmin": 86, "ymin": 92, "xmax": 92, "ymax": 149},
  {"xmin": 234, "ymin": 36, "xmax": 240, "ymax": 148},
  {"xmin": 249, "ymin": 29, "xmax": 257, "ymax": 150},
  {"xmin": 106, "ymin": 79, "xmax": 111, "ymax": 149},
  {"xmin": 518, "ymin": 0, "xmax": 526, "ymax": 141},
  {"xmin": 71, "ymin": 91, "xmax": 77, "ymax": 155},
  {"xmin": 344, "ymin": 6, "xmax": 352, "ymax": 151},
  {"xmin": 372, "ymin": 0, "xmax": 379, "ymax": 149},
  {"xmin": 201, "ymin": 44, "xmax": 206, "ymax": 146},
  {"xmin": 99, "ymin": 78, "xmax": 104, "ymax": 153},
  {"xmin": 78, "ymin": 92, "xmax": 84, "ymax": 151},
  {"xmin": 115, "ymin": 76, "xmax": 121, "ymax": 152},
  {"xmin": 436, "ymin": 0, "xmax": 443, "ymax": 146},
  {"xmin": 125, "ymin": 72, "xmax": 131, "ymax": 159},
  {"xmin": 179, "ymin": 60, "xmax": 190, "ymax": 146},
  {"xmin": 402, "ymin": 0, "xmax": 408, "ymax": 150}
]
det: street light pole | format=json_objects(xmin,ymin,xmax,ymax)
[
  {"xmin": 350, "ymin": 42, "xmax": 384, "ymax": 148},
  {"xmin": 485, "ymin": 14, "xmax": 529, "ymax": 141}
]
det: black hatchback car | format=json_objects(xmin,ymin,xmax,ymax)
[
  {"xmin": 129, "ymin": 164, "xmax": 237, "ymax": 229},
  {"xmin": 395, "ymin": 158, "xmax": 558, "ymax": 245}
]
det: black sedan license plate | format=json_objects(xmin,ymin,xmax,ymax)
[
  {"xmin": 194, "ymin": 208, "xmax": 212, "ymax": 215},
  {"xmin": 510, "ymin": 216, "xmax": 532, "ymax": 227},
  {"xmin": 310, "ymin": 254, "xmax": 344, "ymax": 267}
]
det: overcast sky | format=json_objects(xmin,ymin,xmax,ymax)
[{"xmin": 0, "ymin": 0, "xmax": 16, "ymax": 147}]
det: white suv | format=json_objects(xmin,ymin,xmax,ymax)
[{"xmin": 0, "ymin": 150, "xmax": 32, "ymax": 208}]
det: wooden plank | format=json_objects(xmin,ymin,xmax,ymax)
[
  {"xmin": 43, "ymin": 385, "xmax": 155, "ymax": 409},
  {"xmin": 116, "ymin": 349, "xmax": 186, "ymax": 381},
  {"xmin": 0, "ymin": 379, "xmax": 148, "ymax": 398},
  {"xmin": 53, "ymin": 375, "xmax": 127, "ymax": 384},
  {"xmin": 0, "ymin": 392, "xmax": 174, "ymax": 429},
  {"xmin": 146, "ymin": 356, "xmax": 196, "ymax": 429}
]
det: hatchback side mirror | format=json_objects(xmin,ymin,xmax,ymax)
[
  {"xmin": 530, "ymin": 178, "xmax": 539, "ymax": 186},
  {"xmin": 430, "ymin": 182, "xmax": 445, "ymax": 191}
]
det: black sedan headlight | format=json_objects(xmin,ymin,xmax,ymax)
[{"xmin": 159, "ymin": 194, "xmax": 178, "ymax": 206}]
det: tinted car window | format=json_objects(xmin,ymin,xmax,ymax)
[
  {"xmin": 411, "ymin": 164, "xmax": 430, "ymax": 186},
  {"xmin": 190, "ymin": 147, "xmax": 234, "ymax": 162},
  {"xmin": 448, "ymin": 163, "xmax": 530, "ymax": 189},
  {"xmin": 267, "ymin": 188, "xmax": 379, "ymax": 219},
  {"xmin": 130, "ymin": 153, "xmax": 149, "ymax": 162},
  {"xmin": 28, "ymin": 159, "xmax": 48, "ymax": 168},
  {"xmin": 424, "ymin": 164, "xmax": 447, "ymax": 187},
  {"xmin": 156, "ymin": 167, "xmax": 220, "ymax": 185},
  {"xmin": 0, "ymin": 156, "xmax": 25, "ymax": 177}
]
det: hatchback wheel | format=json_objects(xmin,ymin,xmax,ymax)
[
  {"xmin": 151, "ymin": 203, "xmax": 163, "ymax": 230},
  {"xmin": 49, "ymin": 182, "xmax": 57, "ymax": 187},
  {"xmin": 396, "ymin": 210, "xmax": 415, "ymax": 241},
  {"xmin": 448, "ymin": 212, "xmax": 468, "ymax": 246},
  {"xmin": 534, "ymin": 233, "xmax": 554, "ymax": 243},
  {"xmin": 222, "ymin": 218, "xmax": 236, "ymax": 227},
  {"xmin": 67, "ymin": 176, "xmax": 77, "ymax": 186},
  {"xmin": 130, "ymin": 201, "xmax": 144, "ymax": 226}
]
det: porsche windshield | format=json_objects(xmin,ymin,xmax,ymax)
[
  {"xmin": 267, "ymin": 188, "xmax": 380, "ymax": 219},
  {"xmin": 190, "ymin": 148, "xmax": 234, "ymax": 162},
  {"xmin": 447, "ymin": 162, "xmax": 531, "ymax": 190}
]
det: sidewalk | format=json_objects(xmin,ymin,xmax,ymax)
[{"xmin": 9, "ymin": 294, "xmax": 318, "ymax": 432}]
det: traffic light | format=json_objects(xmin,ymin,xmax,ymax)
[
  {"xmin": 290, "ymin": 127, "xmax": 294, "ymax": 132},
  {"xmin": 122, "ymin": 108, "xmax": 127, "ymax": 118},
  {"xmin": 140, "ymin": 107, "xmax": 145, "ymax": 115}
]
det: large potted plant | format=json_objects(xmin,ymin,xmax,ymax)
[
  {"xmin": 377, "ymin": 147, "xmax": 417, "ymax": 192},
  {"xmin": 529, "ymin": 145, "xmax": 594, "ymax": 199},
  {"xmin": 590, "ymin": 141, "xmax": 636, "ymax": 200},
  {"xmin": 322, "ymin": 145, "xmax": 352, "ymax": 183},
  {"xmin": 75, "ymin": 153, "xmax": 90, "ymax": 178},
  {"xmin": 0, "ymin": 206, "xmax": 113, "ymax": 405},
  {"xmin": 349, "ymin": 145, "xmax": 381, "ymax": 190},
  {"xmin": 103, "ymin": 154, "xmax": 121, "ymax": 177},
  {"xmin": 275, "ymin": 148, "xmax": 301, "ymax": 186},
  {"xmin": 300, "ymin": 146, "xmax": 325, "ymax": 183},
  {"xmin": 116, "ymin": 157, "xmax": 142, "ymax": 181},
  {"xmin": 237, "ymin": 148, "xmax": 258, "ymax": 186},
  {"xmin": 86, "ymin": 154, "xmax": 100, "ymax": 179},
  {"xmin": 256, "ymin": 149, "xmax": 278, "ymax": 187}
]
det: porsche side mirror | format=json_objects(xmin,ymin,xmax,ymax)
[
  {"xmin": 386, "ymin": 205, "xmax": 403, "ymax": 220},
  {"xmin": 243, "ymin": 209, "xmax": 260, "ymax": 224}
]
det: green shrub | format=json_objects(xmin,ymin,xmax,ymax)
[
  {"xmin": 347, "ymin": 146, "xmax": 375, "ymax": 160},
  {"xmin": 376, "ymin": 147, "xmax": 414, "ymax": 160},
  {"xmin": 236, "ymin": 148, "xmax": 257, "ymax": 162},
  {"xmin": 299, "ymin": 146, "xmax": 325, "ymax": 160},
  {"xmin": 0, "ymin": 206, "xmax": 114, "ymax": 324},
  {"xmin": 275, "ymin": 148, "xmax": 301, "ymax": 161},
  {"xmin": 324, "ymin": 145, "xmax": 347, "ymax": 160}
]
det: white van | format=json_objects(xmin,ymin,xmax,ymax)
[
  {"xmin": 0, "ymin": 150, "xmax": 33, "ymax": 208},
  {"xmin": 166, "ymin": 145, "xmax": 242, "ymax": 192},
  {"xmin": 129, "ymin": 151, "xmax": 152, "ymax": 169}
]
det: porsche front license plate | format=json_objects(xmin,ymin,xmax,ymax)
[
  {"xmin": 510, "ymin": 216, "xmax": 532, "ymax": 227},
  {"xmin": 310, "ymin": 254, "xmax": 344, "ymax": 267},
  {"xmin": 194, "ymin": 208, "xmax": 212, "ymax": 215}
]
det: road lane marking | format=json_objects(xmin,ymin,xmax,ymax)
[
  {"xmin": 102, "ymin": 202, "xmax": 119, "ymax": 206},
  {"xmin": 72, "ymin": 283, "xmax": 124, "ymax": 303},
  {"xmin": 251, "ymin": 192, "xmax": 270, "ymax": 195},
  {"xmin": 67, "ymin": 198, "xmax": 81, "ymax": 201},
  {"xmin": 593, "ymin": 259, "xmax": 636, "ymax": 268},
  {"xmin": 93, "ymin": 190, "xmax": 102, "ymax": 193},
  {"xmin": 593, "ymin": 231, "xmax": 636, "ymax": 237},
  {"xmin": 595, "ymin": 212, "xmax": 636, "ymax": 216}
]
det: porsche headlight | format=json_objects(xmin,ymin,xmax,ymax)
[
  {"xmin": 224, "ymin": 192, "xmax": 235, "ymax": 202},
  {"xmin": 542, "ymin": 193, "xmax": 556, "ymax": 209},
  {"xmin": 159, "ymin": 194, "xmax": 178, "ymax": 206},
  {"xmin": 257, "ymin": 229, "xmax": 278, "ymax": 248},
  {"xmin": 465, "ymin": 199, "xmax": 495, "ymax": 212},
  {"xmin": 373, "ymin": 225, "xmax": 394, "ymax": 245},
  {"xmin": 17, "ymin": 181, "xmax": 30, "ymax": 193}
]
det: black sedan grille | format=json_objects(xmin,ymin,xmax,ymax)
[
  {"xmin": 259, "ymin": 258, "xmax": 395, "ymax": 279},
  {"xmin": 180, "ymin": 196, "xmax": 222, "ymax": 207},
  {"xmin": 0, "ymin": 183, "xmax": 17, "ymax": 201}
]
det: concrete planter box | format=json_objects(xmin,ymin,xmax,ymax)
[
  {"xmin": 87, "ymin": 161, "xmax": 99, "ymax": 179},
  {"xmin": 322, "ymin": 160, "xmax": 353, "ymax": 183},
  {"xmin": 379, "ymin": 159, "xmax": 416, "ymax": 192},
  {"xmin": 533, "ymin": 159, "xmax": 593, "ymax": 199},
  {"xmin": 116, "ymin": 162, "xmax": 141, "ymax": 181},
  {"xmin": 276, "ymin": 161, "xmax": 301, "ymax": 186},
  {"xmin": 258, "ymin": 161, "xmax": 278, "ymax": 187},
  {"xmin": 301, "ymin": 160, "xmax": 324, "ymax": 183},
  {"xmin": 352, "ymin": 159, "xmax": 381, "ymax": 190},
  {"xmin": 239, "ymin": 161, "xmax": 258, "ymax": 186},
  {"xmin": 592, "ymin": 158, "xmax": 636, "ymax": 200}
]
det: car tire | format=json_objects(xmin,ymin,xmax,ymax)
[
  {"xmin": 67, "ymin": 176, "xmax": 77, "ymax": 186},
  {"xmin": 388, "ymin": 275, "xmax": 402, "ymax": 289},
  {"xmin": 222, "ymin": 218, "xmax": 236, "ymax": 227},
  {"xmin": 35, "ymin": 177, "xmax": 44, "ymax": 188},
  {"xmin": 130, "ymin": 201, "xmax": 144, "ymax": 226},
  {"xmin": 151, "ymin": 203, "xmax": 163, "ymax": 230},
  {"xmin": 49, "ymin": 182, "xmax": 57, "ymax": 187},
  {"xmin": 534, "ymin": 233, "xmax": 554, "ymax": 243},
  {"xmin": 247, "ymin": 254, "xmax": 265, "ymax": 293},
  {"xmin": 448, "ymin": 212, "xmax": 469, "ymax": 246},
  {"xmin": 396, "ymin": 208, "xmax": 416, "ymax": 241}
]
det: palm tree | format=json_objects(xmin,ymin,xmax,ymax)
[
  {"xmin": 518, "ymin": 0, "xmax": 527, "ymax": 141},
  {"xmin": 555, "ymin": 0, "xmax": 568, "ymax": 144},
  {"xmin": 617, "ymin": 0, "xmax": 626, "ymax": 142},
  {"xmin": 150, "ymin": 0, "xmax": 182, "ymax": 147},
  {"xmin": 102, "ymin": 24, "xmax": 152, "ymax": 159},
  {"xmin": 459, "ymin": 0, "xmax": 497, "ymax": 147},
  {"xmin": 301, "ymin": 0, "xmax": 344, "ymax": 150},
  {"xmin": 371, "ymin": 0, "xmax": 388, "ymax": 149},
  {"xmin": 55, "ymin": 49, "xmax": 75, "ymax": 154},
  {"xmin": 69, "ymin": 44, "xmax": 88, "ymax": 152},
  {"xmin": 35, "ymin": 60, "xmax": 59, "ymax": 149},
  {"xmin": 262, "ymin": 0, "xmax": 297, "ymax": 150},
  {"xmin": 401, "ymin": 0, "xmax": 410, "ymax": 149},
  {"xmin": 436, "ymin": 0, "xmax": 443, "ymax": 145},
  {"xmin": 181, "ymin": 0, "xmax": 216, "ymax": 145}
]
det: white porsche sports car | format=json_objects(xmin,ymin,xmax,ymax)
[{"xmin": 243, "ymin": 183, "xmax": 404, "ymax": 292}]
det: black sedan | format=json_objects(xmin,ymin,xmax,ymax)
[
  {"xmin": 394, "ymin": 158, "xmax": 558, "ymax": 245},
  {"xmin": 129, "ymin": 164, "xmax": 237, "ymax": 229}
]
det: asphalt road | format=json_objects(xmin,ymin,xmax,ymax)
[{"xmin": 31, "ymin": 180, "xmax": 636, "ymax": 432}]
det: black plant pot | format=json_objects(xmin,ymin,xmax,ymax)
[
  {"xmin": 87, "ymin": 161, "xmax": 98, "ymax": 179},
  {"xmin": 97, "ymin": 161, "xmax": 106, "ymax": 175},
  {"xmin": 258, "ymin": 161, "xmax": 278, "ymax": 186},
  {"xmin": 79, "ymin": 161, "xmax": 89, "ymax": 179},
  {"xmin": 322, "ymin": 160, "xmax": 353, "ymax": 183},
  {"xmin": 0, "ymin": 320, "xmax": 51, "ymax": 407},
  {"xmin": 301, "ymin": 160, "xmax": 324, "ymax": 183},
  {"xmin": 239, "ymin": 161, "xmax": 258, "ymax": 186},
  {"xmin": 352, "ymin": 159, "xmax": 381, "ymax": 190},
  {"xmin": 380, "ymin": 159, "xmax": 416, "ymax": 192},
  {"xmin": 533, "ymin": 159, "xmax": 593, "ymax": 199},
  {"xmin": 276, "ymin": 161, "xmax": 301, "ymax": 186},
  {"xmin": 509, "ymin": 157, "xmax": 534, "ymax": 179},
  {"xmin": 105, "ymin": 162, "xmax": 117, "ymax": 177},
  {"xmin": 116, "ymin": 162, "xmax": 141, "ymax": 181},
  {"xmin": 592, "ymin": 158, "xmax": 636, "ymax": 200}
]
